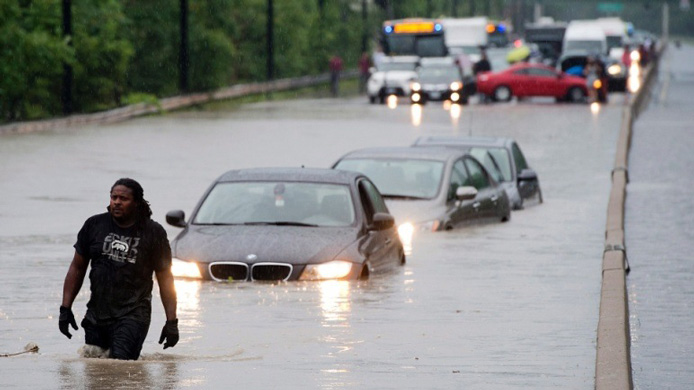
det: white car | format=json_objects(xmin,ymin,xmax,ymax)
[{"xmin": 367, "ymin": 56, "xmax": 419, "ymax": 104}]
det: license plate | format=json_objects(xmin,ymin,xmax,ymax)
[
  {"xmin": 384, "ymin": 88, "xmax": 399, "ymax": 95},
  {"xmin": 429, "ymin": 92, "xmax": 441, "ymax": 99}
]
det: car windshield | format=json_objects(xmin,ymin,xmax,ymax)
[
  {"xmin": 335, "ymin": 158, "xmax": 444, "ymax": 199},
  {"xmin": 194, "ymin": 181, "xmax": 355, "ymax": 227},
  {"xmin": 468, "ymin": 147, "xmax": 512, "ymax": 182},
  {"xmin": 377, "ymin": 61, "xmax": 418, "ymax": 72},
  {"xmin": 564, "ymin": 40, "xmax": 604, "ymax": 53},
  {"xmin": 417, "ymin": 66, "xmax": 460, "ymax": 83}
]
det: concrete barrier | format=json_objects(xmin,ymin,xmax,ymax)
[
  {"xmin": 595, "ymin": 43, "xmax": 664, "ymax": 390},
  {"xmin": 0, "ymin": 70, "xmax": 358, "ymax": 136}
]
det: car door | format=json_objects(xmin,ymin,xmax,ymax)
[
  {"xmin": 526, "ymin": 66, "xmax": 563, "ymax": 96},
  {"xmin": 357, "ymin": 179, "xmax": 400, "ymax": 271},
  {"xmin": 447, "ymin": 159, "xmax": 478, "ymax": 228},
  {"xmin": 510, "ymin": 68, "xmax": 531, "ymax": 96},
  {"xmin": 463, "ymin": 157, "xmax": 501, "ymax": 221},
  {"xmin": 511, "ymin": 142, "xmax": 540, "ymax": 200}
]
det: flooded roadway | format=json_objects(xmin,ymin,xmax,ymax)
[{"xmin": 0, "ymin": 93, "xmax": 625, "ymax": 389}]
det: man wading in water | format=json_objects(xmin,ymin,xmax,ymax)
[{"xmin": 59, "ymin": 178, "xmax": 178, "ymax": 359}]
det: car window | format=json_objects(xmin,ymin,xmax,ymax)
[
  {"xmin": 512, "ymin": 68, "xmax": 529, "ymax": 75},
  {"xmin": 335, "ymin": 158, "xmax": 444, "ymax": 199},
  {"xmin": 464, "ymin": 158, "xmax": 490, "ymax": 190},
  {"xmin": 511, "ymin": 142, "xmax": 529, "ymax": 173},
  {"xmin": 448, "ymin": 159, "xmax": 469, "ymax": 200},
  {"xmin": 360, "ymin": 179, "xmax": 389, "ymax": 215},
  {"xmin": 469, "ymin": 147, "xmax": 512, "ymax": 182},
  {"xmin": 468, "ymin": 149, "xmax": 504, "ymax": 183},
  {"xmin": 527, "ymin": 67, "xmax": 557, "ymax": 77},
  {"xmin": 193, "ymin": 182, "xmax": 355, "ymax": 227}
]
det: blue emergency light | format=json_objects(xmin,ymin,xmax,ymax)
[
  {"xmin": 497, "ymin": 23, "xmax": 506, "ymax": 33},
  {"xmin": 434, "ymin": 23, "xmax": 442, "ymax": 32},
  {"xmin": 384, "ymin": 25, "xmax": 393, "ymax": 34}
]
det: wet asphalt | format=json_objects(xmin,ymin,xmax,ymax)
[
  {"xmin": 0, "ymin": 72, "xmax": 661, "ymax": 389},
  {"xmin": 626, "ymin": 43, "xmax": 694, "ymax": 389}
]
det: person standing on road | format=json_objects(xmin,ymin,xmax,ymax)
[
  {"xmin": 59, "ymin": 178, "xmax": 178, "ymax": 360},
  {"xmin": 329, "ymin": 54, "xmax": 343, "ymax": 97},
  {"xmin": 472, "ymin": 48, "xmax": 492, "ymax": 75}
]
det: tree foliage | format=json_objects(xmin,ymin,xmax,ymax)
[{"xmin": 2, "ymin": 0, "xmax": 688, "ymax": 122}]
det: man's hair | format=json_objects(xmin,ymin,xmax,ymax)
[{"xmin": 108, "ymin": 178, "xmax": 153, "ymax": 225}]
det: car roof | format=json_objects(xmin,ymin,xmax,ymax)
[
  {"xmin": 217, "ymin": 167, "xmax": 361, "ymax": 185},
  {"xmin": 336, "ymin": 146, "xmax": 466, "ymax": 163},
  {"xmin": 413, "ymin": 135, "xmax": 513, "ymax": 148}
]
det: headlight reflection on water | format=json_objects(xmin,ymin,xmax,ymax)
[
  {"xmin": 173, "ymin": 279, "xmax": 201, "ymax": 313},
  {"xmin": 387, "ymin": 95, "xmax": 398, "ymax": 109},
  {"xmin": 319, "ymin": 280, "xmax": 352, "ymax": 326},
  {"xmin": 410, "ymin": 104, "xmax": 422, "ymax": 126}
]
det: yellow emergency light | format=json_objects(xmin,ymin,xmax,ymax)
[{"xmin": 394, "ymin": 22, "xmax": 436, "ymax": 34}]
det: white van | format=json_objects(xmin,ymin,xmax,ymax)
[
  {"xmin": 595, "ymin": 18, "xmax": 628, "ymax": 60},
  {"xmin": 562, "ymin": 20, "xmax": 607, "ymax": 56}
]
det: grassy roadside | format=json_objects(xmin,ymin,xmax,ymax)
[{"xmin": 185, "ymin": 77, "xmax": 362, "ymax": 112}]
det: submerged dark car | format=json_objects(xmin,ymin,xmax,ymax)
[
  {"xmin": 332, "ymin": 147, "xmax": 510, "ymax": 235},
  {"xmin": 412, "ymin": 135, "xmax": 543, "ymax": 210},
  {"xmin": 166, "ymin": 168, "xmax": 405, "ymax": 282}
]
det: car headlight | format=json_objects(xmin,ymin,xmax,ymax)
[
  {"xmin": 299, "ymin": 260, "xmax": 353, "ymax": 281},
  {"xmin": 450, "ymin": 82, "xmax": 462, "ymax": 91},
  {"xmin": 171, "ymin": 257, "xmax": 202, "ymax": 279},
  {"xmin": 607, "ymin": 64, "xmax": 622, "ymax": 75},
  {"xmin": 411, "ymin": 82, "xmax": 421, "ymax": 92}
]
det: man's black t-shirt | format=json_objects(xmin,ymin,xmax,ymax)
[{"xmin": 74, "ymin": 213, "xmax": 171, "ymax": 323}]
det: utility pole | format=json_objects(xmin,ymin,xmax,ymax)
[
  {"xmin": 179, "ymin": 0, "xmax": 189, "ymax": 92},
  {"xmin": 267, "ymin": 0, "xmax": 274, "ymax": 81},
  {"xmin": 452, "ymin": 0, "xmax": 459, "ymax": 17},
  {"xmin": 61, "ymin": 0, "xmax": 72, "ymax": 115},
  {"xmin": 361, "ymin": 0, "xmax": 368, "ymax": 54}
]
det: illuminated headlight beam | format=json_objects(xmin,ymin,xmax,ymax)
[
  {"xmin": 171, "ymin": 258, "xmax": 203, "ymax": 279},
  {"xmin": 300, "ymin": 260, "xmax": 354, "ymax": 281}
]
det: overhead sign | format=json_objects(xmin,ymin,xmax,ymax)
[{"xmin": 597, "ymin": 2, "xmax": 624, "ymax": 13}]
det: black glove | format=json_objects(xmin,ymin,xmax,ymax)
[
  {"xmin": 159, "ymin": 319, "xmax": 179, "ymax": 349},
  {"xmin": 59, "ymin": 306, "xmax": 78, "ymax": 339}
]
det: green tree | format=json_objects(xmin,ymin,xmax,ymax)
[
  {"xmin": 0, "ymin": 1, "xmax": 72, "ymax": 120},
  {"xmin": 72, "ymin": 0, "xmax": 133, "ymax": 112}
]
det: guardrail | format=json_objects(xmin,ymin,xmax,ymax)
[
  {"xmin": 595, "ymin": 43, "xmax": 663, "ymax": 390},
  {"xmin": 0, "ymin": 70, "xmax": 359, "ymax": 136}
]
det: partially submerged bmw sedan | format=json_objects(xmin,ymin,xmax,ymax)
[{"xmin": 166, "ymin": 168, "xmax": 405, "ymax": 281}]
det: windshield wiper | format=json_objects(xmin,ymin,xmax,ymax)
[
  {"xmin": 244, "ymin": 221, "xmax": 319, "ymax": 227},
  {"xmin": 381, "ymin": 194, "xmax": 429, "ymax": 200}
]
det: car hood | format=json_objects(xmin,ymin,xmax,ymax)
[
  {"xmin": 373, "ymin": 70, "xmax": 417, "ymax": 85},
  {"xmin": 173, "ymin": 225, "xmax": 359, "ymax": 265},
  {"xmin": 384, "ymin": 199, "xmax": 445, "ymax": 226}
]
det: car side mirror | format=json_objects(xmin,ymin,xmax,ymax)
[
  {"xmin": 369, "ymin": 212, "xmax": 395, "ymax": 231},
  {"xmin": 456, "ymin": 186, "xmax": 478, "ymax": 201},
  {"xmin": 166, "ymin": 210, "xmax": 187, "ymax": 228},
  {"xmin": 518, "ymin": 168, "xmax": 538, "ymax": 181}
]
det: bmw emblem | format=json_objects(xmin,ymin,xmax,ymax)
[{"xmin": 246, "ymin": 254, "xmax": 258, "ymax": 261}]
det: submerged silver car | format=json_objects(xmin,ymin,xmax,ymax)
[
  {"xmin": 412, "ymin": 136, "xmax": 543, "ymax": 210},
  {"xmin": 332, "ymin": 147, "xmax": 511, "ymax": 236}
]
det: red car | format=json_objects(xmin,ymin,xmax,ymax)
[{"xmin": 476, "ymin": 63, "xmax": 588, "ymax": 103}]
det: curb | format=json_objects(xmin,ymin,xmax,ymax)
[
  {"xmin": 0, "ymin": 70, "xmax": 359, "ymax": 136},
  {"xmin": 594, "ymin": 44, "xmax": 664, "ymax": 390}
]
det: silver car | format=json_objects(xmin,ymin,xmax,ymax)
[
  {"xmin": 412, "ymin": 135, "xmax": 543, "ymax": 210},
  {"xmin": 332, "ymin": 147, "xmax": 511, "ymax": 235}
]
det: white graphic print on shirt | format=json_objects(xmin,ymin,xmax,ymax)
[{"xmin": 102, "ymin": 233, "xmax": 140, "ymax": 264}]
